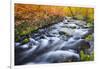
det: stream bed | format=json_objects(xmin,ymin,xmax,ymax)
[{"xmin": 15, "ymin": 17, "xmax": 94, "ymax": 65}]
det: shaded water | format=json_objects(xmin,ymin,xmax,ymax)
[{"xmin": 15, "ymin": 17, "xmax": 93, "ymax": 65}]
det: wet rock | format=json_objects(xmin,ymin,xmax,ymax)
[
  {"xmin": 61, "ymin": 39, "xmax": 90, "ymax": 51},
  {"xmin": 59, "ymin": 28, "xmax": 75, "ymax": 36},
  {"xmin": 34, "ymin": 50, "xmax": 80, "ymax": 63},
  {"xmin": 15, "ymin": 42, "xmax": 21, "ymax": 47}
]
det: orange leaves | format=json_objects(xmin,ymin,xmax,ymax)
[
  {"xmin": 15, "ymin": 4, "xmax": 94, "ymax": 21},
  {"xmin": 15, "ymin": 3, "xmax": 94, "ymax": 27}
]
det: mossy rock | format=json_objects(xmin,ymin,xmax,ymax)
[
  {"xmin": 85, "ymin": 34, "xmax": 93, "ymax": 41},
  {"xmin": 87, "ymin": 22, "xmax": 94, "ymax": 28},
  {"xmin": 86, "ymin": 18, "xmax": 94, "ymax": 28},
  {"xmin": 22, "ymin": 38, "xmax": 29, "ymax": 44}
]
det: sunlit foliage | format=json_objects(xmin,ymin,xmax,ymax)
[{"xmin": 15, "ymin": 3, "xmax": 94, "ymax": 42}]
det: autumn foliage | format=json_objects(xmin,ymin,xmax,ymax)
[{"xmin": 15, "ymin": 3, "xmax": 94, "ymax": 40}]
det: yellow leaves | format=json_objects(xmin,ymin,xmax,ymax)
[
  {"xmin": 15, "ymin": 4, "xmax": 94, "ymax": 37},
  {"xmin": 15, "ymin": 4, "xmax": 94, "ymax": 22}
]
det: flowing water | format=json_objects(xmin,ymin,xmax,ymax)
[{"xmin": 15, "ymin": 17, "xmax": 94, "ymax": 65}]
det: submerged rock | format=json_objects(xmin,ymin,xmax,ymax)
[
  {"xmin": 34, "ymin": 50, "xmax": 80, "ymax": 63},
  {"xmin": 61, "ymin": 39, "xmax": 90, "ymax": 51}
]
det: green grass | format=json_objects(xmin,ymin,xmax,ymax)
[
  {"xmin": 15, "ymin": 15, "xmax": 64, "ymax": 43},
  {"xmin": 80, "ymin": 50, "xmax": 94, "ymax": 61}
]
